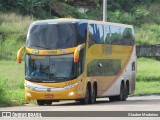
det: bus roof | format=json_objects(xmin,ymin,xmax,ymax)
[
  {"xmin": 31, "ymin": 18, "xmax": 87, "ymax": 25},
  {"xmin": 31, "ymin": 18, "xmax": 133, "ymax": 28}
]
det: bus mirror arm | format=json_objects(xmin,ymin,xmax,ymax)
[
  {"xmin": 17, "ymin": 46, "xmax": 26, "ymax": 63},
  {"xmin": 74, "ymin": 44, "xmax": 85, "ymax": 63}
]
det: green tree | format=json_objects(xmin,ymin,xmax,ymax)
[
  {"xmin": 0, "ymin": 0, "xmax": 17, "ymax": 11},
  {"xmin": 44, "ymin": 0, "xmax": 57, "ymax": 18},
  {"xmin": 17, "ymin": 0, "xmax": 43, "ymax": 16}
]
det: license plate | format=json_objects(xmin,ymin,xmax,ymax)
[{"xmin": 45, "ymin": 94, "xmax": 54, "ymax": 98}]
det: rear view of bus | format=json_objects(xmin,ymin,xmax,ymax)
[{"xmin": 17, "ymin": 19, "xmax": 136, "ymax": 105}]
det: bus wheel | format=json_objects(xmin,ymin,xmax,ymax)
[
  {"xmin": 126, "ymin": 82, "xmax": 129, "ymax": 98},
  {"xmin": 80, "ymin": 86, "xmax": 90, "ymax": 104},
  {"xmin": 109, "ymin": 96, "xmax": 117, "ymax": 102},
  {"xmin": 117, "ymin": 83, "xmax": 126, "ymax": 101},
  {"xmin": 45, "ymin": 100, "xmax": 52, "ymax": 105},
  {"xmin": 37, "ymin": 100, "xmax": 45, "ymax": 106},
  {"xmin": 90, "ymin": 85, "xmax": 96, "ymax": 104}
]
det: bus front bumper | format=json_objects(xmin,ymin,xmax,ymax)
[{"xmin": 25, "ymin": 86, "xmax": 80, "ymax": 100}]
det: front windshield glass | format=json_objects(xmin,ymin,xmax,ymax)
[
  {"xmin": 49, "ymin": 55, "xmax": 74, "ymax": 79},
  {"xmin": 26, "ymin": 22, "xmax": 87, "ymax": 49},
  {"xmin": 25, "ymin": 54, "xmax": 75, "ymax": 83}
]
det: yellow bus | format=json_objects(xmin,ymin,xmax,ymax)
[{"xmin": 17, "ymin": 19, "xmax": 136, "ymax": 105}]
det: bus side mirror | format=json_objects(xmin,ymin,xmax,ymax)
[
  {"xmin": 74, "ymin": 44, "xmax": 85, "ymax": 63},
  {"xmin": 17, "ymin": 46, "xmax": 25, "ymax": 63}
]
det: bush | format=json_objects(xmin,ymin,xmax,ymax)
[
  {"xmin": 108, "ymin": 10, "xmax": 134, "ymax": 24},
  {"xmin": 86, "ymin": 7, "xmax": 103, "ymax": 20},
  {"xmin": 135, "ymin": 24, "xmax": 160, "ymax": 45},
  {"xmin": 0, "ymin": 13, "xmax": 32, "ymax": 60},
  {"xmin": 134, "ymin": 8, "xmax": 150, "ymax": 26},
  {"xmin": 87, "ymin": 8, "xmax": 135, "ymax": 25},
  {"xmin": 52, "ymin": 3, "xmax": 87, "ymax": 19},
  {"xmin": 147, "ymin": 3, "xmax": 160, "ymax": 24},
  {"xmin": 33, "ymin": 7, "xmax": 50, "ymax": 19}
]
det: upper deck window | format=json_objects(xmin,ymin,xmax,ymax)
[
  {"xmin": 26, "ymin": 22, "xmax": 87, "ymax": 49},
  {"xmin": 88, "ymin": 23, "xmax": 135, "ymax": 46}
]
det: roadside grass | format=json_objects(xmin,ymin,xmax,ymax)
[
  {"xmin": 0, "ymin": 61, "xmax": 24, "ymax": 107},
  {"xmin": 0, "ymin": 13, "xmax": 33, "ymax": 34},
  {"xmin": 0, "ymin": 80, "xmax": 11, "ymax": 106},
  {"xmin": 135, "ymin": 81, "xmax": 160, "ymax": 95},
  {"xmin": 134, "ymin": 58, "xmax": 160, "ymax": 95},
  {"xmin": 0, "ymin": 34, "xmax": 25, "ymax": 60},
  {"xmin": 136, "ymin": 58, "xmax": 160, "ymax": 82}
]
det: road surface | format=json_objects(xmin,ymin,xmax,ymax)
[{"xmin": 0, "ymin": 95, "xmax": 160, "ymax": 120}]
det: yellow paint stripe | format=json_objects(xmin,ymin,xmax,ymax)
[{"xmin": 26, "ymin": 47, "xmax": 76, "ymax": 55}]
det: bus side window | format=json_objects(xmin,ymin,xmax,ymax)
[
  {"xmin": 88, "ymin": 24, "xmax": 105, "ymax": 47},
  {"xmin": 104, "ymin": 25, "xmax": 111, "ymax": 44},
  {"xmin": 132, "ymin": 61, "xmax": 135, "ymax": 71},
  {"xmin": 76, "ymin": 48, "xmax": 85, "ymax": 77},
  {"xmin": 110, "ymin": 25, "xmax": 122, "ymax": 45},
  {"xmin": 122, "ymin": 28, "xmax": 135, "ymax": 46},
  {"xmin": 109, "ymin": 26, "xmax": 135, "ymax": 46},
  {"xmin": 88, "ymin": 24, "xmax": 95, "ymax": 48},
  {"xmin": 78, "ymin": 22, "xmax": 87, "ymax": 44}
]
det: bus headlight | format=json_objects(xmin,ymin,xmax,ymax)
[
  {"xmin": 26, "ymin": 92, "xmax": 32, "ymax": 97},
  {"xmin": 69, "ymin": 92, "xmax": 74, "ymax": 96}
]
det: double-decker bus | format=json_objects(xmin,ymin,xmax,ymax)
[{"xmin": 17, "ymin": 18, "xmax": 136, "ymax": 105}]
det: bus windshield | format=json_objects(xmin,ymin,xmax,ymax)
[
  {"xmin": 26, "ymin": 22, "xmax": 87, "ymax": 49},
  {"xmin": 25, "ymin": 54, "xmax": 75, "ymax": 83}
]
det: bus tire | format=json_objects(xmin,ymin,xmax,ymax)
[
  {"xmin": 109, "ymin": 96, "xmax": 117, "ymax": 102},
  {"xmin": 126, "ymin": 81, "xmax": 129, "ymax": 98},
  {"xmin": 80, "ymin": 86, "xmax": 90, "ymax": 104},
  {"xmin": 45, "ymin": 100, "xmax": 52, "ymax": 105},
  {"xmin": 90, "ymin": 85, "xmax": 96, "ymax": 104},
  {"xmin": 37, "ymin": 100, "xmax": 45, "ymax": 106},
  {"xmin": 117, "ymin": 82, "xmax": 126, "ymax": 101}
]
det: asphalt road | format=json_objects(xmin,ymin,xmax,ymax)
[
  {"xmin": 1, "ymin": 95, "xmax": 160, "ymax": 111},
  {"xmin": 0, "ymin": 95, "xmax": 160, "ymax": 120}
]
